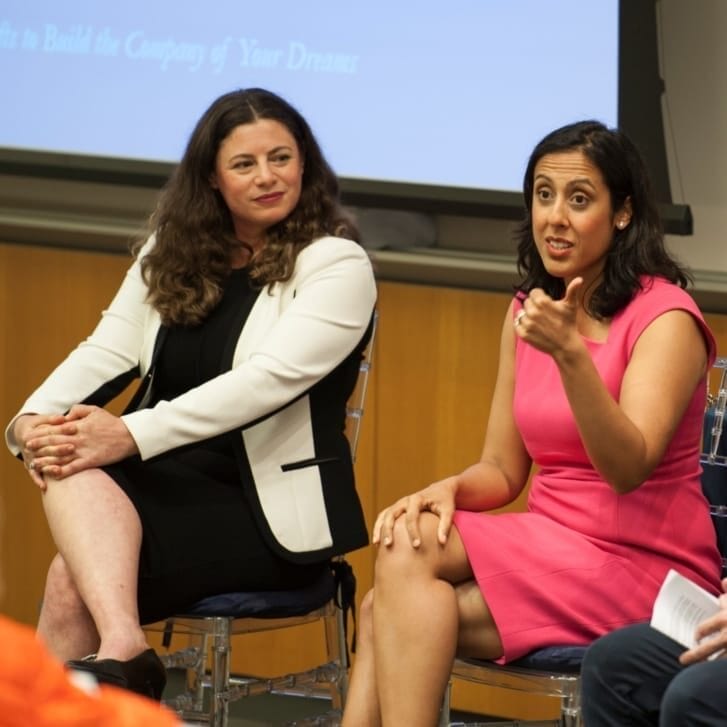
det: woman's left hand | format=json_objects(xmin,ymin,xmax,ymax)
[
  {"xmin": 25, "ymin": 404, "xmax": 139, "ymax": 479},
  {"xmin": 372, "ymin": 477, "xmax": 458, "ymax": 549}
]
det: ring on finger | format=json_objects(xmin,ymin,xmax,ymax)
[
  {"xmin": 514, "ymin": 311, "xmax": 526, "ymax": 327},
  {"xmin": 28, "ymin": 461, "xmax": 36, "ymax": 471}
]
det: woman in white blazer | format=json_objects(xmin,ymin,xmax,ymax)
[{"xmin": 5, "ymin": 88, "xmax": 377, "ymax": 700}]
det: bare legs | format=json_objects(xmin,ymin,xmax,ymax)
[
  {"xmin": 343, "ymin": 514, "xmax": 503, "ymax": 727},
  {"xmin": 37, "ymin": 554, "xmax": 100, "ymax": 659},
  {"xmin": 343, "ymin": 590, "xmax": 382, "ymax": 726},
  {"xmin": 37, "ymin": 469, "xmax": 150, "ymax": 662}
]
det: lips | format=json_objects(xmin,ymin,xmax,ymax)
[
  {"xmin": 254, "ymin": 191, "xmax": 285, "ymax": 204},
  {"xmin": 546, "ymin": 237, "xmax": 573, "ymax": 250}
]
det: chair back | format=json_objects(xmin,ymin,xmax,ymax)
[
  {"xmin": 702, "ymin": 357, "xmax": 727, "ymax": 575},
  {"xmin": 345, "ymin": 310, "xmax": 377, "ymax": 463},
  {"xmin": 703, "ymin": 357, "xmax": 727, "ymax": 465}
]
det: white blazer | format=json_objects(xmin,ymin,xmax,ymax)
[{"xmin": 6, "ymin": 235, "xmax": 377, "ymax": 561}]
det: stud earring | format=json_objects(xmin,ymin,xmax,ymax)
[{"xmin": 617, "ymin": 220, "xmax": 626, "ymax": 229}]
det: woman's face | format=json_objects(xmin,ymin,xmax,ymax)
[
  {"xmin": 211, "ymin": 118, "xmax": 304, "ymax": 247},
  {"xmin": 531, "ymin": 149, "xmax": 631, "ymax": 288}
]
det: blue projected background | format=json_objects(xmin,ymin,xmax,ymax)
[{"xmin": 1, "ymin": 1, "xmax": 618, "ymax": 193}]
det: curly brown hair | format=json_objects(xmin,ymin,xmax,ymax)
[{"xmin": 132, "ymin": 88, "xmax": 359, "ymax": 326}]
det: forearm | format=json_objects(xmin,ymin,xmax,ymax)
[
  {"xmin": 555, "ymin": 346, "xmax": 651, "ymax": 493},
  {"xmin": 453, "ymin": 460, "xmax": 527, "ymax": 511}
]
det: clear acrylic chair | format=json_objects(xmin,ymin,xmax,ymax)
[
  {"xmin": 441, "ymin": 646, "xmax": 584, "ymax": 727},
  {"xmin": 146, "ymin": 312, "xmax": 377, "ymax": 727},
  {"xmin": 701, "ymin": 356, "xmax": 727, "ymax": 576},
  {"xmin": 439, "ymin": 357, "xmax": 727, "ymax": 727}
]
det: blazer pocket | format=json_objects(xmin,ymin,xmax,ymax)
[{"xmin": 280, "ymin": 456, "xmax": 340, "ymax": 472}]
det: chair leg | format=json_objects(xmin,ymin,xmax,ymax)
[
  {"xmin": 438, "ymin": 680, "xmax": 452, "ymax": 727},
  {"xmin": 209, "ymin": 617, "xmax": 232, "ymax": 727},
  {"xmin": 560, "ymin": 681, "xmax": 582, "ymax": 727},
  {"xmin": 323, "ymin": 607, "xmax": 348, "ymax": 712},
  {"xmin": 187, "ymin": 631, "xmax": 210, "ymax": 714}
]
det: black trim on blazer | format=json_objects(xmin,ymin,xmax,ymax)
[
  {"xmin": 281, "ymin": 456, "xmax": 340, "ymax": 472},
  {"xmin": 122, "ymin": 326, "xmax": 169, "ymax": 414},
  {"xmin": 80, "ymin": 366, "xmax": 141, "ymax": 409}
]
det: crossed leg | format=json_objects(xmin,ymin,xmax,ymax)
[
  {"xmin": 37, "ymin": 468, "xmax": 151, "ymax": 662},
  {"xmin": 343, "ymin": 513, "xmax": 503, "ymax": 727}
]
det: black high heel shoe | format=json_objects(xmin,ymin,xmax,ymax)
[{"xmin": 66, "ymin": 648, "xmax": 167, "ymax": 701}]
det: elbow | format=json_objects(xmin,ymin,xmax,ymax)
[
  {"xmin": 608, "ymin": 478, "xmax": 644, "ymax": 495},
  {"xmin": 599, "ymin": 443, "xmax": 658, "ymax": 495},
  {"xmin": 605, "ymin": 465, "xmax": 654, "ymax": 495}
]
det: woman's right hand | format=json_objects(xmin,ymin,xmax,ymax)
[
  {"xmin": 372, "ymin": 476, "xmax": 459, "ymax": 549},
  {"xmin": 13, "ymin": 413, "xmax": 75, "ymax": 490}
]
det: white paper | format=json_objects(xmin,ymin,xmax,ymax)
[{"xmin": 650, "ymin": 569, "xmax": 720, "ymax": 649}]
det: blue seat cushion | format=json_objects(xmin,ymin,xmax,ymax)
[
  {"xmin": 509, "ymin": 645, "xmax": 587, "ymax": 673},
  {"xmin": 183, "ymin": 568, "xmax": 336, "ymax": 619},
  {"xmin": 177, "ymin": 559, "xmax": 358, "ymax": 620},
  {"xmin": 460, "ymin": 645, "xmax": 586, "ymax": 674}
]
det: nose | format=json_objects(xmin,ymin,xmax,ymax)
[
  {"xmin": 254, "ymin": 161, "xmax": 274, "ymax": 185},
  {"xmin": 547, "ymin": 198, "xmax": 569, "ymax": 227}
]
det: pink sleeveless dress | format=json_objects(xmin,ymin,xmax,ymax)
[{"xmin": 452, "ymin": 277, "xmax": 722, "ymax": 662}]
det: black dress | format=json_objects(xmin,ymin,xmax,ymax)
[{"xmin": 104, "ymin": 269, "xmax": 327, "ymax": 624}]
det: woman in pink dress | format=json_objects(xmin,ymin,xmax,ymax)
[{"xmin": 341, "ymin": 120, "xmax": 722, "ymax": 726}]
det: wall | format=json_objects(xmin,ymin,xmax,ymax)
[{"xmin": 659, "ymin": 0, "xmax": 727, "ymax": 273}]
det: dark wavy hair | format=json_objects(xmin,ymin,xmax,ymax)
[
  {"xmin": 515, "ymin": 120, "xmax": 689, "ymax": 318},
  {"xmin": 132, "ymin": 88, "xmax": 359, "ymax": 326}
]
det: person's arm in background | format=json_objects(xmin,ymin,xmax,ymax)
[{"xmin": 680, "ymin": 577, "xmax": 727, "ymax": 665}]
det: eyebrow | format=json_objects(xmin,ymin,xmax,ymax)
[
  {"xmin": 228, "ymin": 145, "xmax": 294, "ymax": 160},
  {"xmin": 534, "ymin": 173, "xmax": 597, "ymax": 190}
]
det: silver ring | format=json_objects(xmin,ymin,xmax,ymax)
[
  {"xmin": 28, "ymin": 461, "xmax": 36, "ymax": 471},
  {"xmin": 514, "ymin": 311, "xmax": 526, "ymax": 327}
]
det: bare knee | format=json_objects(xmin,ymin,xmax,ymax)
[{"xmin": 374, "ymin": 514, "xmax": 448, "ymax": 584}]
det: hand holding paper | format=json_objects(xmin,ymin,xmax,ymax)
[{"xmin": 650, "ymin": 570, "xmax": 727, "ymax": 664}]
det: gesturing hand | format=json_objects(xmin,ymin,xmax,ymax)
[
  {"xmin": 514, "ymin": 277, "xmax": 584, "ymax": 356},
  {"xmin": 372, "ymin": 477, "xmax": 458, "ymax": 549}
]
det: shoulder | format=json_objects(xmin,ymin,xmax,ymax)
[
  {"xmin": 269, "ymin": 236, "xmax": 376, "ymax": 310},
  {"xmin": 134, "ymin": 233, "xmax": 157, "ymax": 260},
  {"xmin": 297, "ymin": 235, "xmax": 371, "ymax": 265},
  {"xmin": 621, "ymin": 276, "xmax": 715, "ymax": 361},
  {"xmin": 292, "ymin": 236, "xmax": 374, "ymax": 280},
  {"xmin": 627, "ymin": 276, "xmax": 702, "ymax": 320}
]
